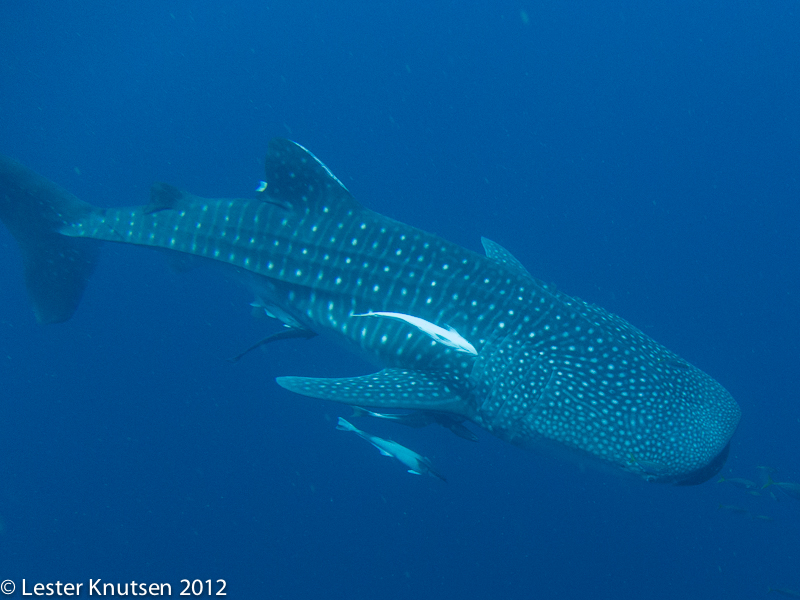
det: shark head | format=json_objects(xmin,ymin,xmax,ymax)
[{"xmin": 466, "ymin": 297, "xmax": 741, "ymax": 484}]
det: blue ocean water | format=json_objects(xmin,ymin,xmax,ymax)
[{"xmin": 0, "ymin": 1, "xmax": 798, "ymax": 598}]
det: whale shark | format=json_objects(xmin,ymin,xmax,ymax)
[{"xmin": 0, "ymin": 138, "xmax": 740, "ymax": 484}]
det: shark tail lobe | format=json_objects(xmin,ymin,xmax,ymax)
[{"xmin": 0, "ymin": 155, "xmax": 100, "ymax": 323}]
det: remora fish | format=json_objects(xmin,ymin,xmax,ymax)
[
  {"xmin": 350, "ymin": 406, "xmax": 479, "ymax": 442},
  {"xmin": 352, "ymin": 311, "xmax": 477, "ymax": 355},
  {"xmin": 336, "ymin": 417, "xmax": 446, "ymax": 481},
  {"xmin": 0, "ymin": 139, "xmax": 741, "ymax": 484}
]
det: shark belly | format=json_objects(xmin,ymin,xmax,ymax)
[{"xmin": 0, "ymin": 139, "xmax": 741, "ymax": 484}]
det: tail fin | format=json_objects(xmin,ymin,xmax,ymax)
[
  {"xmin": 424, "ymin": 462, "xmax": 448, "ymax": 483},
  {"xmin": 336, "ymin": 417, "xmax": 359, "ymax": 432},
  {"xmin": 349, "ymin": 406, "xmax": 371, "ymax": 419},
  {"xmin": 0, "ymin": 155, "xmax": 100, "ymax": 323}
]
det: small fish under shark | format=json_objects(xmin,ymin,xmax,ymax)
[
  {"xmin": 349, "ymin": 406, "xmax": 479, "ymax": 442},
  {"xmin": 0, "ymin": 138, "xmax": 741, "ymax": 484},
  {"xmin": 337, "ymin": 417, "xmax": 446, "ymax": 481}
]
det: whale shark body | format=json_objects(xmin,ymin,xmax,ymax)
[{"xmin": 0, "ymin": 139, "xmax": 740, "ymax": 484}]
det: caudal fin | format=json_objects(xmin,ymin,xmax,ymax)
[
  {"xmin": 336, "ymin": 417, "xmax": 359, "ymax": 432},
  {"xmin": 349, "ymin": 406, "xmax": 371, "ymax": 418},
  {"xmin": 0, "ymin": 155, "xmax": 100, "ymax": 323}
]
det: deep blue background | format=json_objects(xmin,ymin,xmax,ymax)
[{"xmin": 1, "ymin": 1, "xmax": 798, "ymax": 598}]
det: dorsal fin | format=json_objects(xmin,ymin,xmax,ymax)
[
  {"xmin": 262, "ymin": 138, "xmax": 359, "ymax": 213},
  {"xmin": 481, "ymin": 237, "xmax": 532, "ymax": 278}
]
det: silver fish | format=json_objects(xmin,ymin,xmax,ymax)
[
  {"xmin": 349, "ymin": 406, "xmax": 478, "ymax": 442},
  {"xmin": 764, "ymin": 478, "xmax": 800, "ymax": 501},
  {"xmin": 769, "ymin": 587, "xmax": 800, "ymax": 599},
  {"xmin": 717, "ymin": 476, "xmax": 759, "ymax": 490},
  {"xmin": 336, "ymin": 418, "xmax": 446, "ymax": 481}
]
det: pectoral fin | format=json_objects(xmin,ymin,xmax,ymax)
[{"xmin": 276, "ymin": 368, "xmax": 466, "ymax": 412}]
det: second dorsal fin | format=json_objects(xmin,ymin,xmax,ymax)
[{"xmin": 481, "ymin": 236, "xmax": 531, "ymax": 277}]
